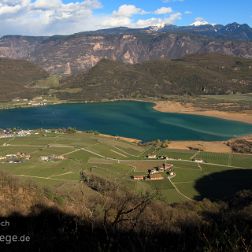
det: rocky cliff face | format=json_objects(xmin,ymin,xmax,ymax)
[{"xmin": 1, "ymin": 24, "xmax": 252, "ymax": 75}]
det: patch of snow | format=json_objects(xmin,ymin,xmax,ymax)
[{"xmin": 191, "ymin": 17, "xmax": 209, "ymax": 26}]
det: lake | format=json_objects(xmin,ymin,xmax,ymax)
[{"xmin": 0, "ymin": 101, "xmax": 252, "ymax": 141}]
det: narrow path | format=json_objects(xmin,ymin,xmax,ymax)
[
  {"xmin": 5, "ymin": 144, "xmax": 44, "ymax": 148},
  {"xmin": 110, "ymin": 149, "xmax": 127, "ymax": 157},
  {"xmin": 63, "ymin": 149, "xmax": 81, "ymax": 156},
  {"xmin": 47, "ymin": 144, "xmax": 75, "ymax": 148},
  {"xmin": 113, "ymin": 146, "xmax": 141, "ymax": 157},
  {"xmin": 197, "ymin": 163, "xmax": 202, "ymax": 171},
  {"xmin": 190, "ymin": 150, "xmax": 200, "ymax": 160},
  {"xmin": 119, "ymin": 159, "xmax": 246, "ymax": 169},
  {"xmin": 173, "ymin": 181, "xmax": 195, "ymax": 184},
  {"xmin": 130, "ymin": 165, "xmax": 136, "ymax": 172},
  {"xmin": 168, "ymin": 177, "xmax": 194, "ymax": 201},
  {"xmin": 81, "ymin": 147, "xmax": 105, "ymax": 158},
  {"xmin": 49, "ymin": 171, "xmax": 73, "ymax": 178},
  {"xmin": 16, "ymin": 174, "xmax": 77, "ymax": 182}
]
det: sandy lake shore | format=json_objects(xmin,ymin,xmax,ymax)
[
  {"xmin": 154, "ymin": 101, "xmax": 252, "ymax": 124},
  {"xmin": 168, "ymin": 140, "xmax": 232, "ymax": 153},
  {"xmin": 98, "ymin": 133, "xmax": 141, "ymax": 143}
]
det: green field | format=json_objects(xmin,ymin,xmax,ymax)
[{"xmin": 0, "ymin": 131, "xmax": 251, "ymax": 203}]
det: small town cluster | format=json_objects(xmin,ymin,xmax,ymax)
[
  {"xmin": 12, "ymin": 96, "xmax": 48, "ymax": 107},
  {"xmin": 0, "ymin": 152, "xmax": 66, "ymax": 164},
  {"xmin": 0, "ymin": 129, "xmax": 33, "ymax": 139},
  {"xmin": 131, "ymin": 163, "xmax": 175, "ymax": 181},
  {"xmin": 0, "ymin": 128, "xmax": 74, "ymax": 139},
  {"xmin": 0, "ymin": 129, "xmax": 70, "ymax": 164}
]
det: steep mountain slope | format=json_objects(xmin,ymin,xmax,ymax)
[
  {"xmin": 58, "ymin": 54, "xmax": 252, "ymax": 100},
  {"xmin": 0, "ymin": 23, "xmax": 252, "ymax": 75},
  {"xmin": 0, "ymin": 58, "xmax": 48, "ymax": 101}
]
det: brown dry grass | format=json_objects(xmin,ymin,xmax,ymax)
[
  {"xmin": 154, "ymin": 101, "xmax": 252, "ymax": 124},
  {"xmin": 168, "ymin": 140, "xmax": 231, "ymax": 153}
]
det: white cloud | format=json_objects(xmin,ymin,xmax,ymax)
[
  {"xmin": 136, "ymin": 18, "xmax": 165, "ymax": 28},
  {"xmin": 112, "ymin": 4, "xmax": 146, "ymax": 17},
  {"xmin": 33, "ymin": 0, "xmax": 61, "ymax": 9},
  {"xmin": 0, "ymin": 0, "xmax": 102, "ymax": 35},
  {"xmin": 0, "ymin": 1, "xmax": 182, "ymax": 36},
  {"xmin": 191, "ymin": 17, "xmax": 209, "ymax": 26},
  {"xmin": 102, "ymin": 4, "xmax": 147, "ymax": 28},
  {"xmin": 184, "ymin": 10, "xmax": 192, "ymax": 15},
  {"xmin": 165, "ymin": 12, "xmax": 182, "ymax": 24},
  {"xmin": 154, "ymin": 7, "xmax": 172, "ymax": 15},
  {"xmin": 135, "ymin": 12, "xmax": 181, "ymax": 28},
  {"xmin": 0, "ymin": 0, "xmax": 29, "ymax": 15}
]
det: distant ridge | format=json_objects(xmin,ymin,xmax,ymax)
[
  {"xmin": 58, "ymin": 54, "xmax": 252, "ymax": 101},
  {"xmin": 0, "ymin": 23, "xmax": 252, "ymax": 75}
]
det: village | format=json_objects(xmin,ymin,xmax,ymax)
[
  {"xmin": 12, "ymin": 96, "xmax": 48, "ymax": 107},
  {"xmin": 0, "ymin": 151, "xmax": 67, "ymax": 164},
  {"xmin": 130, "ymin": 152, "xmax": 206, "ymax": 182},
  {"xmin": 0, "ymin": 129, "xmax": 33, "ymax": 139},
  {"xmin": 0, "ymin": 128, "xmax": 77, "ymax": 139}
]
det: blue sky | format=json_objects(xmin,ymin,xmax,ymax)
[
  {"xmin": 0, "ymin": 0, "xmax": 251, "ymax": 36},
  {"xmin": 63, "ymin": 0, "xmax": 252, "ymax": 26}
]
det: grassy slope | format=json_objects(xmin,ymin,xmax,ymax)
[
  {"xmin": 0, "ymin": 58, "xmax": 49, "ymax": 101},
  {"xmin": 0, "ymin": 131, "xmax": 251, "ymax": 203}
]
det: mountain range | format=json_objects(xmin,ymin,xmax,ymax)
[
  {"xmin": 58, "ymin": 54, "xmax": 252, "ymax": 100},
  {"xmin": 0, "ymin": 23, "xmax": 252, "ymax": 75},
  {"xmin": 1, "ymin": 53, "xmax": 251, "ymax": 101}
]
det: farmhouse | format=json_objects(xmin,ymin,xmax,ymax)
[
  {"xmin": 132, "ymin": 175, "xmax": 145, "ymax": 181},
  {"xmin": 149, "ymin": 163, "xmax": 173, "ymax": 173},
  {"xmin": 147, "ymin": 174, "xmax": 164, "ymax": 181},
  {"xmin": 0, "ymin": 129, "xmax": 33, "ymax": 139},
  {"xmin": 169, "ymin": 171, "xmax": 175, "ymax": 176},
  {"xmin": 40, "ymin": 155, "xmax": 66, "ymax": 162},
  {"xmin": 193, "ymin": 159, "xmax": 204, "ymax": 163},
  {"xmin": 16, "ymin": 130, "xmax": 32, "ymax": 137},
  {"xmin": 148, "ymin": 168, "xmax": 160, "ymax": 175},
  {"xmin": 16, "ymin": 152, "xmax": 31, "ymax": 160},
  {"xmin": 3, "ymin": 153, "xmax": 31, "ymax": 163},
  {"xmin": 5, "ymin": 155, "xmax": 22, "ymax": 164},
  {"xmin": 132, "ymin": 163, "xmax": 174, "ymax": 181},
  {"xmin": 40, "ymin": 156, "xmax": 49, "ymax": 161},
  {"xmin": 162, "ymin": 163, "xmax": 173, "ymax": 171}
]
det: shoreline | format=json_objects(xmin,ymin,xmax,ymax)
[
  {"xmin": 1, "ymin": 97, "xmax": 252, "ymax": 125},
  {"xmin": 153, "ymin": 101, "xmax": 252, "ymax": 125},
  {"xmin": 0, "ymin": 98, "xmax": 151, "ymax": 111},
  {"xmin": 2, "ymin": 98, "xmax": 252, "ymax": 124},
  {"xmin": 97, "ymin": 133, "xmax": 141, "ymax": 144}
]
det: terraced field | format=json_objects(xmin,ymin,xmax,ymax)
[{"xmin": 0, "ymin": 131, "xmax": 251, "ymax": 203}]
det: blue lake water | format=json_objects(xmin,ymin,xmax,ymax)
[{"xmin": 0, "ymin": 101, "xmax": 252, "ymax": 141}]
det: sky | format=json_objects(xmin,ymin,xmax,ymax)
[{"xmin": 0, "ymin": 0, "xmax": 251, "ymax": 36}]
